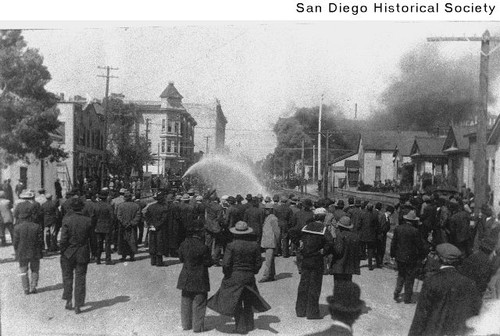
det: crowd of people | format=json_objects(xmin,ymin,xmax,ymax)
[{"xmin": 2, "ymin": 180, "xmax": 500, "ymax": 335}]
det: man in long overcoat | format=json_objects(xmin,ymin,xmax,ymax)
[
  {"xmin": 243, "ymin": 196, "xmax": 265, "ymax": 243},
  {"xmin": 408, "ymin": 243, "xmax": 482, "ymax": 336},
  {"xmin": 447, "ymin": 199, "xmax": 472, "ymax": 256},
  {"xmin": 390, "ymin": 210, "xmax": 425, "ymax": 304},
  {"xmin": 330, "ymin": 216, "xmax": 360, "ymax": 295},
  {"xmin": 13, "ymin": 203, "xmax": 43, "ymax": 294},
  {"xmin": 177, "ymin": 219, "xmax": 213, "ymax": 332},
  {"xmin": 358, "ymin": 204, "xmax": 378, "ymax": 270},
  {"xmin": 93, "ymin": 193, "xmax": 114, "ymax": 265},
  {"xmin": 273, "ymin": 196, "xmax": 293, "ymax": 257},
  {"xmin": 116, "ymin": 192, "xmax": 141, "ymax": 261},
  {"xmin": 145, "ymin": 193, "xmax": 168, "ymax": 266},
  {"xmin": 60, "ymin": 198, "xmax": 93, "ymax": 314},
  {"xmin": 376, "ymin": 205, "xmax": 394, "ymax": 268}
]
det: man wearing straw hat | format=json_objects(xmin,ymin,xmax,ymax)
[{"xmin": 390, "ymin": 210, "xmax": 425, "ymax": 304}]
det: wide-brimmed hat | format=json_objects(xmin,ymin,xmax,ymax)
[
  {"xmin": 227, "ymin": 196, "xmax": 236, "ymax": 203},
  {"xmin": 181, "ymin": 193, "xmax": 190, "ymax": 201},
  {"xmin": 327, "ymin": 282, "xmax": 365, "ymax": 314},
  {"xmin": 195, "ymin": 195, "xmax": 203, "ymax": 201},
  {"xmin": 119, "ymin": 188, "xmax": 127, "ymax": 194},
  {"xmin": 230, "ymin": 221, "xmax": 254, "ymax": 235},
  {"xmin": 45, "ymin": 193, "xmax": 53, "ymax": 199},
  {"xmin": 273, "ymin": 194, "xmax": 280, "ymax": 202},
  {"xmin": 336, "ymin": 200, "xmax": 345, "ymax": 208},
  {"xmin": 264, "ymin": 196, "xmax": 272, "ymax": 203},
  {"xmin": 19, "ymin": 190, "xmax": 35, "ymax": 199},
  {"xmin": 403, "ymin": 210, "xmax": 419, "ymax": 222},
  {"xmin": 354, "ymin": 199, "xmax": 362, "ymax": 206},
  {"xmin": 338, "ymin": 216, "xmax": 353, "ymax": 229},
  {"xmin": 175, "ymin": 195, "xmax": 182, "ymax": 201},
  {"xmin": 187, "ymin": 188, "xmax": 195, "ymax": 195},
  {"xmin": 245, "ymin": 194, "xmax": 253, "ymax": 200}
]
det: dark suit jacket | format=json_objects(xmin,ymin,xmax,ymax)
[
  {"xmin": 60, "ymin": 212, "xmax": 93, "ymax": 263},
  {"xmin": 243, "ymin": 206, "xmax": 265, "ymax": 237},
  {"xmin": 390, "ymin": 222, "xmax": 424, "ymax": 263},
  {"xmin": 94, "ymin": 201, "xmax": 115, "ymax": 233},
  {"xmin": 408, "ymin": 267, "xmax": 481, "ymax": 336},
  {"xmin": 448, "ymin": 210, "xmax": 471, "ymax": 244},
  {"xmin": 331, "ymin": 229, "xmax": 360, "ymax": 275},
  {"xmin": 177, "ymin": 236, "xmax": 212, "ymax": 292},
  {"xmin": 358, "ymin": 210, "xmax": 378, "ymax": 242},
  {"xmin": 13, "ymin": 220, "xmax": 43, "ymax": 261}
]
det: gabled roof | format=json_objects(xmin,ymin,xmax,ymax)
[
  {"xmin": 442, "ymin": 125, "xmax": 473, "ymax": 153},
  {"xmin": 410, "ymin": 136, "xmax": 447, "ymax": 157},
  {"xmin": 362, "ymin": 131, "xmax": 428, "ymax": 152},
  {"xmin": 160, "ymin": 82, "xmax": 183, "ymax": 99}
]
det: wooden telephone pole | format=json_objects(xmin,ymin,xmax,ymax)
[{"xmin": 428, "ymin": 31, "xmax": 500, "ymax": 217}]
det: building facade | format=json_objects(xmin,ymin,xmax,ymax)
[
  {"xmin": 184, "ymin": 99, "xmax": 227, "ymax": 155},
  {"xmin": 133, "ymin": 83, "xmax": 196, "ymax": 176}
]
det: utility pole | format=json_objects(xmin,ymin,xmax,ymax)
[
  {"xmin": 312, "ymin": 145, "xmax": 316, "ymax": 182},
  {"xmin": 317, "ymin": 94, "xmax": 323, "ymax": 182},
  {"xmin": 301, "ymin": 139, "xmax": 305, "ymax": 194},
  {"xmin": 157, "ymin": 143, "xmax": 161, "ymax": 177},
  {"xmin": 323, "ymin": 130, "xmax": 330, "ymax": 199},
  {"xmin": 428, "ymin": 31, "xmax": 500, "ymax": 218},
  {"xmin": 97, "ymin": 66, "xmax": 118, "ymax": 187},
  {"xmin": 145, "ymin": 119, "xmax": 150, "ymax": 173}
]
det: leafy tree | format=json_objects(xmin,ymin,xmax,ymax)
[
  {"xmin": 0, "ymin": 30, "xmax": 66, "ymax": 164},
  {"xmin": 105, "ymin": 96, "xmax": 152, "ymax": 177}
]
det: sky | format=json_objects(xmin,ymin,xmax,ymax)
[{"xmin": 20, "ymin": 21, "xmax": 500, "ymax": 161}]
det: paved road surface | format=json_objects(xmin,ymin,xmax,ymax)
[{"xmin": 0, "ymin": 242, "xmax": 419, "ymax": 336}]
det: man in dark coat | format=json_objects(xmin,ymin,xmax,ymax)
[
  {"xmin": 332, "ymin": 200, "xmax": 347, "ymax": 222},
  {"xmin": 145, "ymin": 193, "xmax": 168, "ymax": 266},
  {"xmin": 3, "ymin": 179, "xmax": 14, "ymax": 205},
  {"xmin": 54, "ymin": 178, "xmax": 63, "ymax": 200},
  {"xmin": 243, "ymin": 196, "xmax": 265, "ymax": 243},
  {"xmin": 305, "ymin": 282, "xmax": 366, "ymax": 336},
  {"xmin": 60, "ymin": 197, "xmax": 93, "ymax": 314},
  {"xmin": 116, "ymin": 192, "xmax": 141, "ymax": 261},
  {"xmin": 419, "ymin": 195, "xmax": 436, "ymax": 242},
  {"xmin": 447, "ymin": 199, "xmax": 472, "ymax": 256},
  {"xmin": 474, "ymin": 204, "xmax": 498, "ymax": 251},
  {"xmin": 408, "ymin": 243, "xmax": 482, "ymax": 336},
  {"xmin": 376, "ymin": 205, "xmax": 394, "ymax": 268},
  {"xmin": 40, "ymin": 194, "xmax": 60, "ymax": 252},
  {"xmin": 347, "ymin": 199, "xmax": 364, "ymax": 232},
  {"xmin": 390, "ymin": 210, "xmax": 425, "ymax": 304},
  {"xmin": 274, "ymin": 196, "xmax": 293, "ymax": 257},
  {"xmin": 458, "ymin": 236, "xmax": 498, "ymax": 294},
  {"xmin": 177, "ymin": 219, "xmax": 213, "ymax": 332},
  {"xmin": 331, "ymin": 216, "xmax": 360, "ymax": 294},
  {"xmin": 13, "ymin": 203, "xmax": 43, "ymax": 294},
  {"xmin": 291, "ymin": 208, "xmax": 334, "ymax": 320},
  {"xmin": 290, "ymin": 198, "xmax": 315, "ymax": 273},
  {"xmin": 358, "ymin": 204, "xmax": 379, "ymax": 270},
  {"xmin": 82, "ymin": 192, "xmax": 98, "ymax": 261},
  {"xmin": 93, "ymin": 193, "xmax": 114, "ymax": 265}
]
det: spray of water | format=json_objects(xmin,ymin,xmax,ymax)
[
  {"xmin": 183, "ymin": 154, "xmax": 268, "ymax": 196},
  {"xmin": 467, "ymin": 299, "xmax": 500, "ymax": 335}
]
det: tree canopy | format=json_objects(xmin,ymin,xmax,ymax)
[{"xmin": 0, "ymin": 30, "xmax": 66, "ymax": 165}]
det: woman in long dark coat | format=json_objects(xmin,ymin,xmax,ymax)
[{"xmin": 207, "ymin": 221, "xmax": 270, "ymax": 334}]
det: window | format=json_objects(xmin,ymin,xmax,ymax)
[
  {"xmin": 161, "ymin": 139, "xmax": 166, "ymax": 153},
  {"xmin": 161, "ymin": 119, "xmax": 166, "ymax": 133},
  {"xmin": 375, "ymin": 166, "xmax": 381, "ymax": 182},
  {"xmin": 375, "ymin": 150, "xmax": 382, "ymax": 160},
  {"xmin": 168, "ymin": 121, "xmax": 173, "ymax": 133}
]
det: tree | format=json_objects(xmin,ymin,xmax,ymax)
[
  {"xmin": 0, "ymin": 30, "xmax": 66, "ymax": 165},
  {"xmin": 105, "ymin": 96, "xmax": 151, "ymax": 177}
]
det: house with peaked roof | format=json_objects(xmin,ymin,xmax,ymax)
[
  {"xmin": 358, "ymin": 131, "xmax": 427, "ymax": 186},
  {"xmin": 410, "ymin": 136, "xmax": 447, "ymax": 190},
  {"xmin": 133, "ymin": 82, "xmax": 197, "ymax": 176},
  {"xmin": 442, "ymin": 125, "xmax": 475, "ymax": 189}
]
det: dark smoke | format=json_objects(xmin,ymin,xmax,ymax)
[{"xmin": 374, "ymin": 42, "xmax": 500, "ymax": 131}]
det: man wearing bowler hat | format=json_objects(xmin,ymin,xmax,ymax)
[
  {"xmin": 305, "ymin": 281, "xmax": 366, "ymax": 336},
  {"xmin": 408, "ymin": 243, "xmax": 482, "ymax": 336},
  {"xmin": 390, "ymin": 210, "xmax": 425, "ymax": 304}
]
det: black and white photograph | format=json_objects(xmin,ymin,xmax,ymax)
[{"xmin": 1, "ymin": 8, "xmax": 500, "ymax": 336}]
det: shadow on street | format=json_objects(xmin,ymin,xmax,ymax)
[
  {"xmin": 37, "ymin": 283, "xmax": 64, "ymax": 293},
  {"xmin": 81, "ymin": 295, "xmax": 131, "ymax": 314},
  {"xmin": 205, "ymin": 314, "xmax": 281, "ymax": 334}
]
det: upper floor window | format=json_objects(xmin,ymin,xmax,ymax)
[
  {"xmin": 375, "ymin": 150, "xmax": 382, "ymax": 160},
  {"xmin": 161, "ymin": 119, "xmax": 166, "ymax": 133}
]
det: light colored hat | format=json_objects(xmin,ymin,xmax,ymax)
[
  {"xmin": 338, "ymin": 216, "xmax": 353, "ymax": 229},
  {"xmin": 119, "ymin": 188, "xmax": 127, "ymax": 194},
  {"xmin": 229, "ymin": 221, "xmax": 254, "ymax": 235},
  {"xmin": 45, "ymin": 193, "xmax": 53, "ymax": 199},
  {"xmin": 313, "ymin": 207, "xmax": 327, "ymax": 216},
  {"xmin": 195, "ymin": 195, "xmax": 203, "ymax": 201},
  {"xmin": 436, "ymin": 243, "xmax": 462, "ymax": 262},
  {"xmin": 264, "ymin": 202, "xmax": 274, "ymax": 209},
  {"xmin": 19, "ymin": 190, "xmax": 35, "ymax": 199},
  {"xmin": 403, "ymin": 210, "xmax": 419, "ymax": 222},
  {"xmin": 181, "ymin": 194, "xmax": 190, "ymax": 201},
  {"xmin": 221, "ymin": 195, "xmax": 229, "ymax": 201}
]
